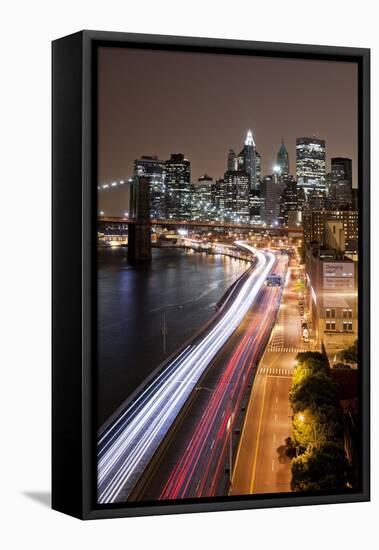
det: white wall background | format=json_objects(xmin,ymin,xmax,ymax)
[{"xmin": 0, "ymin": 1, "xmax": 376, "ymax": 548}]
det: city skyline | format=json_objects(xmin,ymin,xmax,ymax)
[
  {"xmin": 96, "ymin": 45, "xmax": 360, "ymax": 504},
  {"xmin": 98, "ymin": 130, "xmax": 355, "ymax": 188},
  {"xmin": 100, "ymin": 129, "xmax": 356, "ymax": 226},
  {"xmin": 98, "ymin": 47, "xmax": 358, "ymax": 191}
]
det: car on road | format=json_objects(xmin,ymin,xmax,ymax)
[{"xmin": 266, "ymin": 273, "xmax": 282, "ymax": 286}]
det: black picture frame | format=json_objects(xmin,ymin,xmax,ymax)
[{"xmin": 52, "ymin": 30, "xmax": 370, "ymax": 520}]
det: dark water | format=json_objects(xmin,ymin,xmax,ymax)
[{"xmin": 97, "ymin": 247, "xmax": 248, "ymax": 427}]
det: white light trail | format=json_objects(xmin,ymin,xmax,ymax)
[{"xmin": 97, "ymin": 243, "xmax": 275, "ymax": 503}]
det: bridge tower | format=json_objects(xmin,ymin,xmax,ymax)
[{"xmin": 127, "ymin": 176, "xmax": 152, "ymax": 263}]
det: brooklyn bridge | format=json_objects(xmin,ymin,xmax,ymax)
[{"xmin": 97, "ymin": 177, "xmax": 303, "ymax": 263}]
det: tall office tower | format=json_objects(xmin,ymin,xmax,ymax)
[
  {"xmin": 223, "ymin": 170, "xmax": 250, "ymax": 224},
  {"xmin": 237, "ymin": 129, "xmax": 260, "ymax": 190},
  {"xmin": 330, "ymin": 157, "xmax": 353, "ymax": 208},
  {"xmin": 277, "ymin": 138, "xmax": 290, "ymax": 177},
  {"xmin": 325, "ymin": 172, "xmax": 332, "ymax": 196},
  {"xmin": 255, "ymin": 150, "xmax": 261, "ymax": 184},
  {"xmin": 191, "ymin": 175, "xmax": 214, "ymax": 221},
  {"xmin": 297, "ymin": 186, "xmax": 306, "ymax": 212},
  {"xmin": 134, "ymin": 155, "xmax": 167, "ymax": 219},
  {"xmin": 260, "ymin": 175, "xmax": 285, "ymax": 226},
  {"xmin": 227, "ymin": 148, "xmax": 238, "ymax": 171},
  {"xmin": 196, "ymin": 175, "xmax": 213, "ymax": 203},
  {"xmin": 211, "ymin": 178, "xmax": 225, "ymax": 220},
  {"xmin": 296, "ymin": 137, "xmax": 326, "ymax": 193},
  {"xmin": 189, "ymin": 182, "xmax": 197, "ymax": 221},
  {"xmin": 278, "ymin": 177, "xmax": 299, "ymax": 226},
  {"xmin": 249, "ymin": 189, "xmax": 262, "ymax": 224},
  {"xmin": 165, "ymin": 153, "xmax": 191, "ymax": 220},
  {"xmin": 331, "ymin": 157, "xmax": 352, "ymax": 186},
  {"xmin": 331, "ymin": 181, "xmax": 353, "ymax": 209}
]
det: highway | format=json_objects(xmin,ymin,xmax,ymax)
[
  {"xmin": 97, "ymin": 243, "xmax": 275, "ymax": 503},
  {"xmin": 231, "ymin": 258, "xmax": 308, "ymax": 495},
  {"xmin": 132, "ymin": 254, "xmax": 288, "ymax": 501}
]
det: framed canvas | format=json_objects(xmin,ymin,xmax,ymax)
[{"xmin": 52, "ymin": 30, "xmax": 370, "ymax": 520}]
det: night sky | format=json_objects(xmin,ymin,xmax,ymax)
[{"xmin": 98, "ymin": 46, "xmax": 358, "ymax": 191}]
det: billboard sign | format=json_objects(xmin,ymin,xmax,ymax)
[{"xmin": 323, "ymin": 262, "xmax": 355, "ymax": 289}]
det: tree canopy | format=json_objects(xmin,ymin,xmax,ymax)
[
  {"xmin": 337, "ymin": 339, "xmax": 358, "ymax": 365},
  {"xmin": 287, "ymin": 351, "xmax": 350, "ymax": 492},
  {"xmin": 291, "ymin": 442, "xmax": 350, "ymax": 491},
  {"xmin": 290, "ymin": 370, "xmax": 338, "ymax": 413}
]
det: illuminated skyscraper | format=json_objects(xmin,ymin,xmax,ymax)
[
  {"xmin": 223, "ymin": 170, "xmax": 250, "ymax": 224},
  {"xmin": 134, "ymin": 155, "xmax": 166, "ymax": 219},
  {"xmin": 237, "ymin": 130, "xmax": 260, "ymax": 190},
  {"xmin": 278, "ymin": 177, "xmax": 299, "ymax": 226},
  {"xmin": 296, "ymin": 136, "xmax": 326, "ymax": 192},
  {"xmin": 211, "ymin": 178, "xmax": 226, "ymax": 220},
  {"xmin": 330, "ymin": 157, "xmax": 353, "ymax": 208},
  {"xmin": 227, "ymin": 148, "xmax": 237, "ymax": 171},
  {"xmin": 165, "ymin": 153, "xmax": 191, "ymax": 220},
  {"xmin": 277, "ymin": 138, "xmax": 290, "ymax": 177},
  {"xmin": 331, "ymin": 157, "xmax": 352, "ymax": 186},
  {"xmin": 255, "ymin": 150, "xmax": 261, "ymax": 184},
  {"xmin": 260, "ymin": 175, "xmax": 285, "ymax": 226},
  {"xmin": 249, "ymin": 189, "xmax": 262, "ymax": 224},
  {"xmin": 191, "ymin": 175, "xmax": 214, "ymax": 221}
]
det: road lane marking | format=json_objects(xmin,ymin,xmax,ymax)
[
  {"xmin": 274, "ymin": 413, "xmax": 277, "ymax": 421},
  {"xmin": 249, "ymin": 375, "xmax": 268, "ymax": 494},
  {"xmin": 273, "ymin": 433, "xmax": 276, "ymax": 443},
  {"xmin": 268, "ymin": 346, "xmax": 309, "ymax": 353},
  {"xmin": 272, "ymin": 460, "xmax": 275, "ymax": 471}
]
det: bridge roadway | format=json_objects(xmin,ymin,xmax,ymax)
[{"xmin": 97, "ymin": 243, "xmax": 276, "ymax": 503}]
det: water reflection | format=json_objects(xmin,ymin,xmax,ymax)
[{"xmin": 97, "ymin": 247, "xmax": 248, "ymax": 427}]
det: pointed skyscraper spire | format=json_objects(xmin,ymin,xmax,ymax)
[
  {"xmin": 245, "ymin": 129, "xmax": 255, "ymax": 147},
  {"xmin": 277, "ymin": 137, "xmax": 289, "ymax": 177}
]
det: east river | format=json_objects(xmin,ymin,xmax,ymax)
[{"xmin": 97, "ymin": 246, "xmax": 249, "ymax": 427}]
